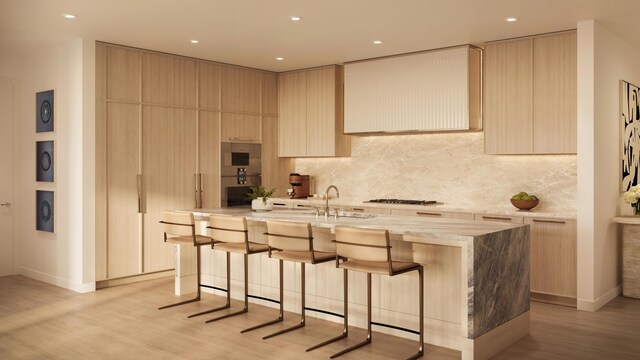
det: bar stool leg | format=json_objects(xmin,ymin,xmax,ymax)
[
  {"xmin": 158, "ymin": 246, "xmax": 202, "ymax": 310},
  {"xmin": 406, "ymin": 267, "xmax": 425, "ymax": 360},
  {"xmin": 306, "ymin": 268, "xmax": 349, "ymax": 351},
  {"xmin": 189, "ymin": 251, "xmax": 233, "ymax": 318},
  {"xmin": 241, "ymin": 259, "xmax": 285, "ymax": 333},
  {"xmin": 203, "ymin": 253, "xmax": 253, "ymax": 323},
  {"xmin": 263, "ymin": 262, "xmax": 307, "ymax": 339},
  {"xmin": 330, "ymin": 272, "xmax": 373, "ymax": 359}
]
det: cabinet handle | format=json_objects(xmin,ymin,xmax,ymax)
[
  {"xmin": 137, "ymin": 174, "xmax": 142, "ymax": 214},
  {"xmin": 532, "ymin": 219, "xmax": 566, "ymax": 224},
  {"xmin": 296, "ymin": 204, "xmax": 312, "ymax": 208},
  {"xmin": 416, "ymin": 212, "xmax": 442, "ymax": 217},
  {"xmin": 194, "ymin": 174, "xmax": 201, "ymax": 209},
  {"xmin": 482, "ymin": 216, "xmax": 512, "ymax": 221},
  {"xmin": 349, "ymin": 207, "xmax": 365, "ymax": 212},
  {"xmin": 0, "ymin": 202, "xmax": 10, "ymax": 207},
  {"xmin": 273, "ymin": 202, "xmax": 286, "ymax": 206},
  {"xmin": 199, "ymin": 174, "xmax": 203, "ymax": 208}
]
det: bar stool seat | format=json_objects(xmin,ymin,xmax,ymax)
[
  {"xmin": 213, "ymin": 242, "xmax": 269, "ymax": 253},
  {"xmin": 166, "ymin": 235, "xmax": 216, "ymax": 246},
  {"xmin": 271, "ymin": 250, "xmax": 335, "ymax": 263},
  {"xmin": 339, "ymin": 259, "xmax": 420, "ymax": 275}
]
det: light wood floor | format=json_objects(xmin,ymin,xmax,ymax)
[{"xmin": 1, "ymin": 276, "xmax": 639, "ymax": 360}]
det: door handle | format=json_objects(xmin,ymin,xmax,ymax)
[{"xmin": 0, "ymin": 202, "xmax": 10, "ymax": 207}]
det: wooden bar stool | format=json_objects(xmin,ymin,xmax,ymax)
[
  {"xmin": 158, "ymin": 211, "xmax": 213, "ymax": 310},
  {"xmin": 331, "ymin": 225, "xmax": 424, "ymax": 360},
  {"xmin": 191, "ymin": 214, "xmax": 270, "ymax": 322},
  {"xmin": 241, "ymin": 220, "xmax": 346, "ymax": 346}
]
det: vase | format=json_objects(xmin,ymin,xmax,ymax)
[
  {"xmin": 251, "ymin": 198, "xmax": 273, "ymax": 212},
  {"xmin": 633, "ymin": 202, "xmax": 640, "ymax": 216}
]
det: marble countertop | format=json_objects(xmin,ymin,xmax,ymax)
[
  {"xmin": 613, "ymin": 216, "xmax": 640, "ymax": 225},
  {"xmin": 271, "ymin": 197, "xmax": 577, "ymax": 220},
  {"xmin": 192, "ymin": 208, "xmax": 524, "ymax": 241}
]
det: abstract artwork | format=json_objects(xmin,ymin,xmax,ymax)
[
  {"xmin": 621, "ymin": 80, "xmax": 640, "ymax": 191},
  {"xmin": 36, "ymin": 190, "xmax": 54, "ymax": 233},
  {"xmin": 36, "ymin": 141, "xmax": 54, "ymax": 182},
  {"xmin": 36, "ymin": 90, "xmax": 54, "ymax": 132}
]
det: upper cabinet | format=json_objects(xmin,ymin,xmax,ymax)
[
  {"xmin": 142, "ymin": 52, "xmax": 197, "ymax": 107},
  {"xmin": 484, "ymin": 30, "xmax": 577, "ymax": 154},
  {"xmin": 278, "ymin": 65, "xmax": 350, "ymax": 157},
  {"xmin": 221, "ymin": 66, "xmax": 261, "ymax": 113},
  {"xmin": 343, "ymin": 46, "xmax": 481, "ymax": 133}
]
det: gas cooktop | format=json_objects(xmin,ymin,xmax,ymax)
[{"xmin": 365, "ymin": 199, "xmax": 437, "ymax": 205}]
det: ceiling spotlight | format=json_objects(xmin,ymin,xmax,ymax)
[
  {"xmin": 62, "ymin": 14, "xmax": 77, "ymax": 19},
  {"xmin": 373, "ymin": 40, "xmax": 383, "ymax": 45},
  {"xmin": 190, "ymin": 40, "xmax": 199, "ymax": 44},
  {"xmin": 276, "ymin": 57, "xmax": 284, "ymax": 61},
  {"xmin": 290, "ymin": 16, "xmax": 301, "ymax": 21},
  {"xmin": 505, "ymin": 17, "xmax": 518, "ymax": 22}
]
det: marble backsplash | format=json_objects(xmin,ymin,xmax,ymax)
[{"xmin": 294, "ymin": 132, "xmax": 577, "ymax": 213}]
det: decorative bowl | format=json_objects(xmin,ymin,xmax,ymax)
[{"xmin": 510, "ymin": 199, "xmax": 539, "ymax": 210}]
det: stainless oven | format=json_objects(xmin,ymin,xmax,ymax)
[{"xmin": 221, "ymin": 143, "xmax": 261, "ymax": 207}]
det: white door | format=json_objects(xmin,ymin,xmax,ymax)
[{"xmin": 0, "ymin": 78, "xmax": 14, "ymax": 276}]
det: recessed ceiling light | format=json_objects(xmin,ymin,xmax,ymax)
[
  {"xmin": 276, "ymin": 57, "xmax": 284, "ymax": 61},
  {"xmin": 373, "ymin": 40, "xmax": 383, "ymax": 45},
  {"xmin": 505, "ymin": 17, "xmax": 518, "ymax": 22},
  {"xmin": 190, "ymin": 40, "xmax": 199, "ymax": 44},
  {"xmin": 62, "ymin": 14, "xmax": 77, "ymax": 19},
  {"xmin": 290, "ymin": 16, "xmax": 301, "ymax": 21}
]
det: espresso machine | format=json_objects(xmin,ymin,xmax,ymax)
[{"xmin": 288, "ymin": 173, "xmax": 310, "ymax": 199}]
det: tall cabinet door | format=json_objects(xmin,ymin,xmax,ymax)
[
  {"xmin": 278, "ymin": 71, "xmax": 307, "ymax": 156},
  {"xmin": 199, "ymin": 110, "xmax": 220, "ymax": 208},
  {"xmin": 142, "ymin": 106, "xmax": 197, "ymax": 273},
  {"xmin": 306, "ymin": 67, "xmax": 336, "ymax": 156},
  {"xmin": 533, "ymin": 32, "xmax": 577, "ymax": 153},
  {"xmin": 107, "ymin": 103, "xmax": 141, "ymax": 278},
  {"xmin": 484, "ymin": 38, "xmax": 533, "ymax": 154}
]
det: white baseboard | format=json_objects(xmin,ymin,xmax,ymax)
[
  {"xmin": 19, "ymin": 267, "xmax": 95, "ymax": 293},
  {"xmin": 577, "ymin": 285, "xmax": 621, "ymax": 312}
]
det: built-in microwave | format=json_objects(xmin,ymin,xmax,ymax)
[{"xmin": 221, "ymin": 143, "xmax": 261, "ymax": 207}]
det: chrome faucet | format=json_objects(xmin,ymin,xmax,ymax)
[{"xmin": 324, "ymin": 185, "xmax": 340, "ymax": 218}]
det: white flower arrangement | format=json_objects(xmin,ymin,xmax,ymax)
[{"xmin": 624, "ymin": 185, "xmax": 640, "ymax": 215}]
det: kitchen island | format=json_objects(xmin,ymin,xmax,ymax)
[{"xmin": 175, "ymin": 208, "xmax": 530, "ymax": 360}]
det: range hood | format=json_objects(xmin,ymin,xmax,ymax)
[{"xmin": 344, "ymin": 45, "xmax": 481, "ymax": 134}]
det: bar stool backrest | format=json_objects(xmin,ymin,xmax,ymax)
[
  {"xmin": 209, "ymin": 215, "xmax": 248, "ymax": 243},
  {"xmin": 334, "ymin": 226, "xmax": 391, "ymax": 263},
  {"xmin": 160, "ymin": 211, "xmax": 195, "ymax": 238},
  {"xmin": 266, "ymin": 220, "xmax": 313, "ymax": 251}
]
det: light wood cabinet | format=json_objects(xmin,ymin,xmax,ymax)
[
  {"xmin": 141, "ymin": 52, "xmax": 196, "ymax": 107},
  {"xmin": 142, "ymin": 106, "xmax": 197, "ymax": 273},
  {"xmin": 484, "ymin": 30, "xmax": 576, "ymax": 154},
  {"xmin": 221, "ymin": 66, "xmax": 261, "ymax": 113},
  {"xmin": 261, "ymin": 116, "xmax": 293, "ymax": 197},
  {"xmin": 198, "ymin": 61, "xmax": 222, "ymax": 110},
  {"xmin": 533, "ymin": 32, "xmax": 577, "ymax": 153},
  {"xmin": 278, "ymin": 65, "xmax": 350, "ymax": 157},
  {"xmin": 221, "ymin": 113, "xmax": 261, "ymax": 143},
  {"xmin": 484, "ymin": 38, "xmax": 533, "ymax": 154},
  {"xmin": 261, "ymin": 72, "xmax": 278, "ymax": 115},
  {"xmin": 473, "ymin": 214, "xmax": 524, "ymax": 224},
  {"xmin": 525, "ymin": 217, "xmax": 577, "ymax": 302},
  {"xmin": 96, "ymin": 42, "xmax": 290, "ymax": 281},
  {"xmin": 106, "ymin": 46, "xmax": 140, "ymax": 102},
  {"xmin": 106, "ymin": 102, "xmax": 140, "ymax": 278},
  {"xmin": 390, "ymin": 209, "xmax": 474, "ymax": 220}
]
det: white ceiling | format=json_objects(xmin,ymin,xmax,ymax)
[{"xmin": 2, "ymin": 0, "xmax": 640, "ymax": 72}]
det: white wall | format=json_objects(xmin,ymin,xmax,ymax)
[
  {"xmin": 16, "ymin": 39, "xmax": 95, "ymax": 292},
  {"xmin": 576, "ymin": 20, "xmax": 640, "ymax": 311}
]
